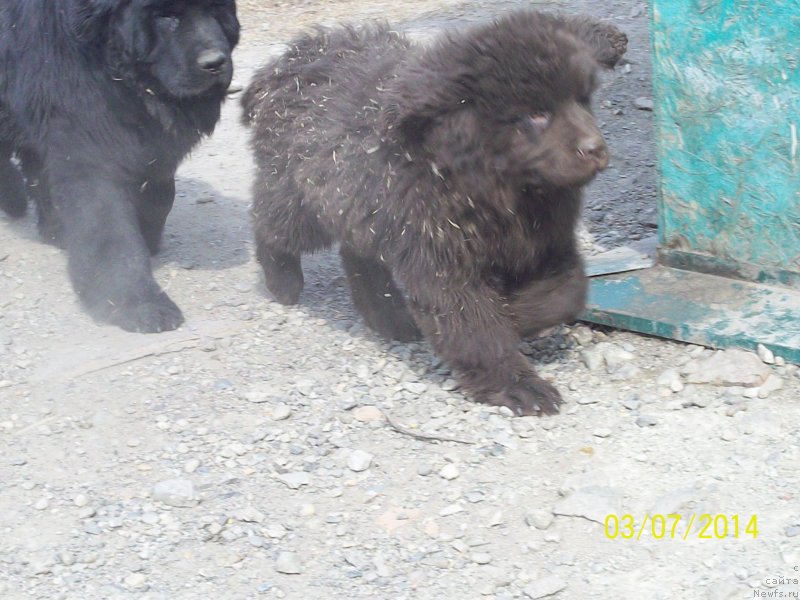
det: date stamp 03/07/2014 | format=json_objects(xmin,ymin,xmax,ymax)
[{"xmin": 604, "ymin": 513, "xmax": 759, "ymax": 541}]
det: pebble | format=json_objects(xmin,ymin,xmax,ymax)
[
  {"xmin": 471, "ymin": 552, "xmax": 492, "ymax": 565},
  {"xmin": 403, "ymin": 381, "xmax": 427, "ymax": 395},
  {"xmin": 553, "ymin": 487, "xmax": 620, "ymax": 523},
  {"xmin": 34, "ymin": 498, "xmax": 49, "ymax": 511},
  {"xmin": 756, "ymin": 344, "xmax": 775, "ymax": 364},
  {"xmin": 278, "ymin": 472, "xmax": 310, "ymax": 489},
  {"xmin": 347, "ymin": 450, "xmax": 374, "ymax": 472},
  {"xmin": 523, "ymin": 575, "xmax": 568, "ymax": 598},
  {"xmin": 635, "ymin": 415, "xmax": 658, "ymax": 427},
  {"xmin": 785, "ymin": 525, "xmax": 800, "ymax": 538},
  {"xmin": 184, "ymin": 458, "xmax": 201, "ymax": 474},
  {"xmin": 526, "ymin": 510, "xmax": 554, "ymax": 530},
  {"xmin": 353, "ymin": 406, "xmax": 385, "ymax": 422},
  {"xmin": 439, "ymin": 503, "xmax": 464, "ymax": 517},
  {"xmin": 272, "ymin": 403, "xmax": 292, "ymax": 421},
  {"xmin": 634, "ymin": 97, "xmax": 654, "ymax": 111},
  {"xmin": 439, "ymin": 464, "xmax": 460, "ymax": 480},
  {"xmin": 682, "ymin": 349, "xmax": 771, "ymax": 387},
  {"xmin": 151, "ymin": 479, "xmax": 199, "ymax": 507},
  {"xmin": 124, "ymin": 573, "xmax": 147, "ymax": 589},
  {"xmin": 592, "ymin": 428, "xmax": 612, "ymax": 438},
  {"xmin": 417, "ymin": 464, "xmax": 433, "ymax": 477},
  {"xmin": 275, "ymin": 552, "xmax": 302, "ymax": 574}
]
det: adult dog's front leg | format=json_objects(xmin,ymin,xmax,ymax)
[
  {"xmin": 136, "ymin": 178, "xmax": 175, "ymax": 255},
  {"xmin": 406, "ymin": 276, "xmax": 562, "ymax": 416},
  {"xmin": 51, "ymin": 162, "xmax": 183, "ymax": 332}
]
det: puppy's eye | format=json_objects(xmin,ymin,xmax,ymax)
[{"xmin": 527, "ymin": 113, "xmax": 551, "ymax": 131}]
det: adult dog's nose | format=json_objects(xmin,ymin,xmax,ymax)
[
  {"xmin": 577, "ymin": 135, "xmax": 609, "ymax": 170},
  {"xmin": 198, "ymin": 49, "xmax": 227, "ymax": 74}
]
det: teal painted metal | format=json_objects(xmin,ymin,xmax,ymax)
[
  {"xmin": 651, "ymin": 0, "xmax": 800, "ymax": 277},
  {"xmin": 585, "ymin": 267, "xmax": 800, "ymax": 364},
  {"xmin": 582, "ymin": 2, "xmax": 800, "ymax": 364}
]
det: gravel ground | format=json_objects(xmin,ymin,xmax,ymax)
[{"xmin": 1, "ymin": 2, "xmax": 799, "ymax": 600}]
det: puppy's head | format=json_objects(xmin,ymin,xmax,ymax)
[
  {"xmin": 386, "ymin": 11, "xmax": 625, "ymax": 191},
  {"xmin": 77, "ymin": 0, "xmax": 240, "ymax": 98}
]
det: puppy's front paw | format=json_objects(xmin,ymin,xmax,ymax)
[{"xmin": 486, "ymin": 375, "xmax": 563, "ymax": 416}]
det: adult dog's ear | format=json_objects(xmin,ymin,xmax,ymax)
[
  {"xmin": 555, "ymin": 15, "xmax": 628, "ymax": 68},
  {"xmin": 74, "ymin": 0, "xmax": 116, "ymax": 43}
]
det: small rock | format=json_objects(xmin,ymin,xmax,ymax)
[
  {"xmin": 592, "ymin": 428, "xmax": 612, "ymax": 438},
  {"xmin": 635, "ymin": 415, "xmax": 658, "ymax": 427},
  {"xmin": 34, "ymin": 498, "xmax": 49, "ymax": 511},
  {"xmin": 124, "ymin": 573, "xmax": 147, "ymax": 590},
  {"xmin": 526, "ymin": 510, "xmax": 554, "ymax": 530},
  {"xmin": 720, "ymin": 429, "xmax": 737, "ymax": 442},
  {"xmin": 353, "ymin": 406, "xmax": 385, "ymax": 422},
  {"xmin": 184, "ymin": 458, "xmax": 201, "ymax": 474},
  {"xmin": 417, "ymin": 464, "xmax": 433, "ymax": 477},
  {"xmin": 553, "ymin": 487, "xmax": 620, "ymax": 523},
  {"xmin": 757, "ymin": 374, "xmax": 783, "ymax": 398},
  {"xmin": 439, "ymin": 503, "xmax": 464, "ymax": 517},
  {"xmin": 471, "ymin": 552, "xmax": 492, "ymax": 565},
  {"xmin": 634, "ymin": 97, "xmax": 654, "ymax": 111},
  {"xmin": 756, "ymin": 344, "xmax": 775, "ymax": 364},
  {"xmin": 403, "ymin": 381, "xmax": 427, "ymax": 395},
  {"xmin": 682, "ymin": 349, "xmax": 771, "ymax": 387},
  {"xmin": 785, "ymin": 525, "xmax": 800, "ymax": 538},
  {"xmin": 275, "ymin": 552, "xmax": 302, "ymax": 575},
  {"xmin": 347, "ymin": 450, "xmax": 374, "ymax": 472},
  {"xmin": 580, "ymin": 348, "xmax": 604, "ymax": 372},
  {"xmin": 278, "ymin": 472, "xmax": 311, "ymax": 489},
  {"xmin": 524, "ymin": 575, "xmax": 567, "ymax": 598},
  {"xmin": 272, "ymin": 404, "xmax": 292, "ymax": 421},
  {"xmin": 151, "ymin": 479, "xmax": 199, "ymax": 507},
  {"xmin": 439, "ymin": 464, "xmax": 460, "ymax": 480},
  {"xmin": 73, "ymin": 494, "xmax": 89, "ymax": 508}
]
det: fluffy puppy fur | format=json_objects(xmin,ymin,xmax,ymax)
[
  {"xmin": 243, "ymin": 11, "xmax": 627, "ymax": 415},
  {"xmin": 0, "ymin": 0, "xmax": 239, "ymax": 332}
]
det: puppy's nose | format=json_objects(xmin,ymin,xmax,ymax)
[
  {"xmin": 198, "ymin": 49, "xmax": 228, "ymax": 73},
  {"xmin": 577, "ymin": 136, "xmax": 609, "ymax": 170}
]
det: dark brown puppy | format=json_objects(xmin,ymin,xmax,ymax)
[{"xmin": 242, "ymin": 11, "xmax": 627, "ymax": 415}]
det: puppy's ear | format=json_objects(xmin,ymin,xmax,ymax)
[
  {"xmin": 555, "ymin": 15, "xmax": 628, "ymax": 68},
  {"xmin": 383, "ymin": 60, "xmax": 470, "ymax": 144}
]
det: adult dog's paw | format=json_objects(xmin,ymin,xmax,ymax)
[{"xmin": 101, "ymin": 292, "xmax": 184, "ymax": 333}]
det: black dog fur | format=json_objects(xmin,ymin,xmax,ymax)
[
  {"xmin": 243, "ymin": 11, "xmax": 627, "ymax": 415},
  {"xmin": 0, "ymin": 0, "xmax": 239, "ymax": 332}
]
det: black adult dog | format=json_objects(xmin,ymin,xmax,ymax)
[
  {"xmin": 243, "ymin": 11, "xmax": 626, "ymax": 415},
  {"xmin": 0, "ymin": 0, "xmax": 239, "ymax": 332}
]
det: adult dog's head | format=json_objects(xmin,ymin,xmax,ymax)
[
  {"xmin": 77, "ymin": 0, "xmax": 240, "ymax": 99},
  {"xmin": 386, "ymin": 11, "xmax": 627, "ymax": 193}
]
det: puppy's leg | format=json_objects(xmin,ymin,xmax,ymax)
[
  {"xmin": 340, "ymin": 245, "xmax": 421, "ymax": 342},
  {"xmin": 406, "ymin": 277, "xmax": 562, "ymax": 416},
  {"xmin": 0, "ymin": 144, "xmax": 27, "ymax": 218},
  {"xmin": 256, "ymin": 239, "xmax": 304, "ymax": 305},
  {"xmin": 50, "ymin": 161, "xmax": 183, "ymax": 333},
  {"xmin": 508, "ymin": 263, "xmax": 588, "ymax": 338},
  {"xmin": 253, "ymin": 187, "xmax": 331, "ymax": 305},
  {"xmin": 135, "ymin": 178, "xmax": 175, "ymax": 255}
]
